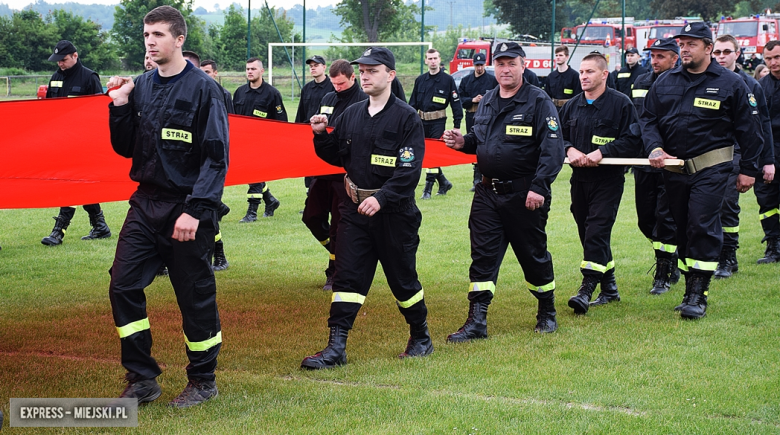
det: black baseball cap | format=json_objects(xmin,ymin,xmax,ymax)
[
  {"xmin": 625, "ymin": 47, "xmax": 639, "ymax": 54},
  {"xmin": 306, "ymin": 55, "xmax": 326, "ymax": 65},
  {"xmin": 677, "ymin": 22, "xmax": 712, "ymax": 40},
  {"xmin": 351, "ymin": 47, "xmax": 395, "ymax": 70},
  {"xmin": 48, "ymin": 40, "xmax": 77, "ymax": 61},
  {"xmin": 493, "ymin": 42, "xmax": 526, "ymax": 60},
  {"xmin": 647, "ymin": 37, "xmax": 680, "ymax": 55},
  {"xmin": 473, "ymin": 53, "xmax": 486, "ymax": 65}
]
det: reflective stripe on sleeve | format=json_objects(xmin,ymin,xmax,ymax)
[
  {"xmin": 723, "ymin": 226, "xmax": 739, "ymax": 233},
  {"xmin": 116, "ymin": 318, "xmax": 151, "ymax": 339},
  {"xmin": 332, "ymin": 292, "xmax": 366, "ymax": 305},
  {"xmin": 185, "ymin": 331, "xmax": 222, "ymax": 352},
  {"xmin": 397, "ymin": 289, "xmax": 424, "ymax": 309},
  {"xmin": 760, "ymin": 208, "xmax": 779, "ymax": 220}
]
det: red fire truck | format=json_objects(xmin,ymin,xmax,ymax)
[
  {"xmin": 718, "ymin": 14, "xmax": 780, "ymax": 55},
  {"xmin": 561, "ymin": 17, "xmax": 637, "ymax": 50}
]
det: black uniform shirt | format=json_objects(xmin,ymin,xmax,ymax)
[
  {"xmin": 545, "ymin": 66, "xmax": 582, "ymax": 100},
  {"xmin": 391, "ymin": 77, "xmax": 406, "ymax": 102},
  {"xmin": 409, "ymin": 71, "xmax": 463, "ymax": 128},
  {"xmin": 46, "ymin": 60, "xmax": 102, "ymax": 98},
  {"xmin": 220, "ymin": 86, "xmax": 234, "ymax": 114},
  {"xmin": 460, "ymin": 83, "xmax": 565, "ymax": 197},
  {"xmin": 735, "ymin": 68, "xmax": 773, "ymax": 166},
  {"xmin": 759, "ymin": 72, "xmax": 780, "ymax": 166},
  {"xmin": 458, "ymin": 70, "xmax": 498, "ymax": 111},
  {"xmin": 108, "ymin": 62, "xmax": 229, "ymax": 218},
  {"xmin": 523, "ymin": 68, "xmax": 541, "ymax": 87},
  {"xmin": 631, "ymin": 69, "xmax": 668, "ymax": 173},
  {"xmin": 295, "ymin": 76, "xmax": 334, "ymax": 123},
  {"xmin": 233, "ymin": 80, "xmax": 288, "ymax": 121},
  {"xmin": 640, "ymin": 61, "xmax": 763, "ymax": 177},
  {"xmin": 313, "ymin": 94, "xmax": 425, "ymax": 211},
  {"xmin": 561, "ymin": 87, "xmax": 640, "ymax": 180},
  {"xmin": 319, "ymin": 79, "xmax": 368, "ymax": 122},
  {"xmin": 615, "ymin": 62, "xmax": 647, "ymax": 99}
]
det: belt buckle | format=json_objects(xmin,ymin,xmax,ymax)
[
  {"xmin": 684, "ymin": 159, "xmax": 697, "ymax": 175},
  {"xmin": 490, "ymin": 178, "xmax": 500, "ymax": 194}
]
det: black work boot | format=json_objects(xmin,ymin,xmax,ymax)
[
  {"xmin": 592, "ymin": 269, "xmax": 620, "ymax": 306},
  {"xmin": 650, "ymin": 257, "xmax": 674, "ymax": 295},
  {"xmin": 674, "ymin": 272, "xmax": 691, "ymax": 311},
  {"xmin": 669, "ymin": 253, "xmax": 681, "ymax": 284},
  {"xmin": 262, "ymin": 190, "xmax": 281, "ymax": 217},
  {"xmin": 399, "ymin": 321, "xmax": 434, "ymax": 358},
  {"xmin": 82, "ymin": 210, "xmax": 111, "ymax": 240},
  {"xmin": 169, "ymin": 378, "xmax": 218, "ymax": 408},
  {"xmin": 41, "ymin": 215, "xmax": 70, "ymax": 246},
  {"xmin": 680, "ymin": 273, "xmax": 710, "ymax": 320},
  {"xmin": 212, "ymin": 240, "xmax": 229, "ymax": 271},
  {"xmin": 757, "ymin": 237, "xmax": 780, "ymax": 264},
  {"xmin": 421, "ymin": 181, "xmax": 434, "ymax": 200},
  {"xmin": 446, "ymin": 301, "xmax": 488, "ymax": 342},
  {"xmin": 714, "ymin": 246, "xmax": 738, "ymax": 279},
  {"xmin": 568, "ymin": 275, "xmax": 600, "ymax": 314},
  {"xmin": 436, "ymin": 171, "xmax": 453, "ymax": 195},
  {"xmin": 531, "ymin": 290, "xmax": 557, "ymax": 333},
  {"xmin": 118, "ymin": 375, "xmax": 161, "ymax": 405},
  {"xmin": 239, "ymin": 203, "xmax": 259, "ymax": 223},
  {"xmin": 301, "ymin": 326, "xmax": 348, "ymax": 369}
]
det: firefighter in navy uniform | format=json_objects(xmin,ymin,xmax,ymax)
[
  {"xmin": 631, "ymin": 37, "xmax": 680, "ymax": 295},
  {"xmin": 233, "ymin": 57, "xmax": 284, "ymax": 221},
  {"xmin": 409, "ymin": 48, "xmax": 463, "ymax": 198},
  {"xmin": 458, "ymin": 53, "xmax": 498, "ymax": 190},
  {"xmin": 442, "ymin": 42, "xmax": 565, "ymax": 339},
  {"xmin": 302, "ymin": 59, "xmax": 367, "ymax": 291},
  {"xmin": 640, "ymin": 22, "xmax": 763, "ymax": 319},
  {"xmin": 105, "ymin": 5, "xmax": 228, "ymax": 407},
  {"xmin": 756, "ymin": 40, "xmax": 780, "ymax": 264},
  {"xmin": 562, "ymin": 52, "xmax": 640, "ymax": 315},
  {"xmin": 295, "ymin": 55, "xmax": 334, "ymax": 124},
  {"xmin": 302, "ymin": 47, "xmax": 431, "ymax": 369},
  {"xmin": 41, "ymin": 40, "xmax": 112, "ymax": 246},
  {"xmin": 615, "ymin": 47, "xmax": 648, "ymax": 100},
  {"xmin": 711, "ymin": 35, "xmax": 774, "ymax": 279},
  {"xmin": 545, "ymin": 45, "xmax": 582, "ymax": 110}
]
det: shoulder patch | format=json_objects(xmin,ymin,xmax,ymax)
[
  {"xmin": 399, "ymin": 147, "xmax": 415, "ymax": 163},
  {"xmin": 748, "ymin": 93, "xmax": 758, "ymax": 107},
  {"xmin": 276, "ymin": 105, "xmax": 283, "ymax": 114},
  {"xmin": 547, "ymin": 117, "xmax": 559, "ymax": 132}
]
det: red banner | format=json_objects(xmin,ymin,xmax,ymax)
[{"xmin": 0, "ymin": 95, "xmax": 475, "ymax": 209}]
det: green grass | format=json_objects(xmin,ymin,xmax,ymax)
[{"xmin": 1, "ymin": 165, "xmax": 779, "ymax": 433}]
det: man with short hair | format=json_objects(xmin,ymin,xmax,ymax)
[
  {"xmin": 200, "ymin": 59, "xmax": 234, "ymax": 113},
  {"xmin": 295, "ymin": 55, "xmax": 334, "ymax": 124},
  {"xmin": 41, "ymin": 40, "xmax": 111, "ymax": 246},
  {"xmin": 106, "ymin": 5, "xmax": 228, "ymax": 407},
  {"xmin": 458, "ymin": 52, "xmax": 498, "ymax": 190},
  {"xmin": 641, "ymin": 23, "xmax": 763, "ymax": 319},
  {"xmin": 711, "ymin": 35, "xmax": 773, "ymax": 279},
  {"xmin": 233, "ymin": 57, "xmax": 284, "ymax": 221},
  {"xmin": 409, "ymin": 48, "xmax": 462, "ymax": 199},
  {"xmin": 561, "ymin": 52, "xmax": 640, "ymax": 314},
  {"xmin": 302, "ymin": 59, "xmax": 367, "ymax": 291},
  {"xmin": 615, "ymin": 47, "xmax": 647, "ymax": 100},
  {"xmin": 443, "ymin": 42, "xmax": 565, "ymax": 339},
  {"xmin": 755, "ymin": 40, "xmax": 780, "ymax": 264},
  {"xmin": 144, "ymin": 52, "xmax": 157, "ymax": 71},
  {"xmin": 631, "ymin": 38, "xmax": 681, "ymax": 295},
  {"xmin": 303, "ymin": 47, "xmax": 431, "ymax": 369},
  {"xmin": 545, "ymin": 45, "xmax": 582, "ymax": 109}
]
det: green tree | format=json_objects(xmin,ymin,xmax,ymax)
[
  {"xmin": 1, "ymin": 9, "xmax": 58, "ymax": 71},
  {"xmin": 333, "ymin": 0, "xmax": 406, "ymax": 42},
  {"xmin": 47, "ymin": 10, "xmax": 118, "ymax": 72},
  {"xmin": 491, "ymin": 0, "xmax": 565, "ymax": 39},
  {"xmin": 648, "ymin": 0, "xmax": 738, "ymax": 22},
  {"xmin": 213, "ymin": 4, "xmax": 247, "ymax": 70}
]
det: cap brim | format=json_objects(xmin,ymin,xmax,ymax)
[
  {"xmin": 473, "ymin": 61, "xmax": 486, "ymax": 65},
  {"xmin": 350, "ymin": 57, "xmax": 382, "ymax": 66},
  {"xmin": 493, "ymin": 53, "xmax": 521, "ymax": 60},
  {"xmin": 48, "ymin": 53, "xmax": 66, "ymax": 61}
]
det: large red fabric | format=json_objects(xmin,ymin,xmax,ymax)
[{"xmin": 0, "ymin": 95, "xmax": 475, "ymax": 209}]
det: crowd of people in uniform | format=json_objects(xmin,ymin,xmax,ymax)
[{"xmin": 26, "ymin": 6, "xmax": 780, "ymax": 409}]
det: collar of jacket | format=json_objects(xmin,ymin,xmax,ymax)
[{"xmin": 485, "ymin": 81, "xmax": 531, "ymax": 109}]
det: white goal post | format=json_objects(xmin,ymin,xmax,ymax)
[{"xmin": 268, "ymin": 42, "xmax": 433, "ymax": 85}]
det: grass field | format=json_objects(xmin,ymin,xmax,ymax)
[{"xmin": 0, "ymin": 163, "xmax": 778, "ymax": 433}]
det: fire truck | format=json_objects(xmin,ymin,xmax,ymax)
[
  {"xmin": 449, "ymin": 37, "xmax": 622, "ymax": 78},
  {"xmin": 718, "ymin": 14, "xmax": 780, "ymax": 55},
  {"xmin": 636, "ymin": 17, "xmax": 702, "ymax": 49},
  {"xmin": 561, "ymin": 17, "xmax": 637, "ymax": 50}
]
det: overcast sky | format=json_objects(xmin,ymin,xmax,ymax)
[{"xmin": 2, "ymin": 0, "xmax": 339, "ymax": 11}]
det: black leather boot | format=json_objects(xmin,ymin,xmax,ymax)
[
  {"xmin": 421, "ymin": 181, "xmax": 434, "ymax": 200},
  {"xmin": 714, "ymin": 246, "xmax": 738, "ymax": 279},
  {"xmin": 212, "ymin": 240, "xmax": 229, "ymax": 271},
  {"xmin": 399, "ymin": 321, "xmax": 434, "ymax": 358},
  {"xmin": 41, "ymin": 215, "xmax": 70, "ymax": 246},
  {"xmin": 592, "ymin": 269, "xmax": 620, "ymax": 306},
  {"xmin": 446, "ymin": 301, "xmax": 488, "ymax": 342},
  {"xmin": 262, "ymin": 190, "xmax": 280, "ymax": 217},
  {"xmin": 680, "ymin": 273, "xmax": 710, "ymax": 320},
  {"xmin": 436, "ymin": 170, "xmax": 453, "ymax": 195},
  {"xmin": 669, "ymin": 253, "xmax": 681, "ymax": 284},
  {"xmin": 674, "ymin": 272, "xmax": 691, "ymax": 311},
  {"xmin": 568, "ymin": 275, "xmax": 600, "ymax": 314},
  {"xmin": 757, "ymin": 237, "xmax": 780, "ymax": 264},
  {"xmin": 82, "ymin": 210, "xmax": 111, "ymax": 240},
  {"xmin": 301, "ymin": 326, "xmax": 348, "ymax": 369},
  {"xmin": 650, "ymin": 257, "xmax": 673, "ymax": 295},
  {"xmin": 531, "ymin": 290, "xmax": 557, "ymax": 333},
  {"xmin": 239, "ymin": 203, "xmax": 259, "ymax": 223}
]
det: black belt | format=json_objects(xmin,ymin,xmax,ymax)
[{"xmin": 481, "ymin": 175, "xmax": 530, "ymax": 194}]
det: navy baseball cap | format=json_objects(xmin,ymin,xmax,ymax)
[
  {"xmin": 351, "ymin": 47, "xmax": 395, "ymax": 70},
  {"xmin": 306, "ymin": 55, "xmax": 326, "ymax": 65},
  {"xmin": 473, "ymin": 53, "xmax": 487, "ymax": 65},
  {"xmin": 493, "ymin": 42, "xmax": 526, "ymax": 60},
  {"xmin": 677, "ymin": 22, "xmax": 712, "ymax": 40},
  {"xmin": 625, "ymin": 47, "xmax": 639, "ymax": 54},
  {"xmin": 48, "ymin": 40, "xmax": 77, "ymax": 61},
  {"xmin": 647, "ymin": 37, "xmax": 680, "ymax": 55}
]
